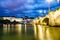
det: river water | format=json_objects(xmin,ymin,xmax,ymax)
[{"xmin": 0, "ymin": 24, "xmax": 60, "ymax": 40}]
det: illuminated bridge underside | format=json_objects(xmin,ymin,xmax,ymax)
[{"xmin": 42, "ymin": 8, "xmax": 60, "ymax": 26}]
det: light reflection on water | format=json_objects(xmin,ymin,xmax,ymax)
[
  {"xmin": 0, "ymin": 24, "xmax": 60, "ymax": 40},
  {"xmin": 33, "ymin": 24, "xmax": 60, "ymax": 40},
  {"xmin": 33, "ymin": 25, "xmax": 46, "ymax": 40}
]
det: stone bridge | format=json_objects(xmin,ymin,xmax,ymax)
[{"xmin": 41, "ymin": 8, "xmax": 60, "ymax": 26}]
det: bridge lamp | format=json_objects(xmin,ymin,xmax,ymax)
[
  {"xmin": 44, "ymin": 10, "xmax": 46, "ymax": 13},
  {"xmin": 46, "ymin": 0, "xmax": 53, "ymax": 12},
  {"xmin": 39, "ymin": 10, "xmax": 43, "ymax": 13},
  {"xmin": 57, "ymin": 0, "xmax": 59, "ymax": 3},
  {"xmin": 39, "ymin": 10, "xmax": 43, "ymax": 17}
]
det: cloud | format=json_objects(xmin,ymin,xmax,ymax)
[{"xmin": 0, "ymin": 0, "xmax": 60, "ymax": 18}]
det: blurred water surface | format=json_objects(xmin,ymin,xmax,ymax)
[{"xmin": 0, "ymin": 24, "xmax": 60, "ymax": 40}]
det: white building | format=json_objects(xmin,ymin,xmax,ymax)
[{"xmin": 3, "ymin": 16, "xmax": 23, "ymax": 22}]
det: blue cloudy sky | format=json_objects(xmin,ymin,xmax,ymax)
[{"xmin": 0, "ymin": 0, "xmax": 60, "ymax": 18}]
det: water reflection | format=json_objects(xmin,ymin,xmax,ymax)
[
  {"xmin": 46, "ymin": 28, "xmax": 52, "ymax": 40},
  {"xmin": 34, "ymin": 25, "xmax": 46, "ymax": 40},
  {"xmin": 33, "ymin": 25, "xmax": 60, "ymax": 40},
  {"xmin": 2, "ymin": 24, "xmax": 34, "ymax": 40},
  {"xmin": 0, "ymin": 24, "xmax": 60, "ymax": 40}
]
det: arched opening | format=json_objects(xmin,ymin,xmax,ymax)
[{"xmin": 42, "ymin": 18, "xmax": 49, "ymax": 25}]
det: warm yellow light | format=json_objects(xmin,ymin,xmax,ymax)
[
  {"xmin": 33, "ymin": 20, "xmax": 36, "ymax": 23},
  {"xmin": 17, "ymin": 24, "xmax": 22, "ymax": 32},
  {"xmin": 34, "ymin": 24, "xmax": 37, "ymax": 38},
  {"xmin": 54, "ymin": 10, "xmax": 60, "ymax": 19}
]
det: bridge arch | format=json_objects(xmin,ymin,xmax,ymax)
[{"xmin": 42, "ymin": 17, "xmax": 49, "ymax": 25}]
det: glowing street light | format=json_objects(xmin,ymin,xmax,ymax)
[
  {"xmin": 39, "ymin": 10, "xmax": 43, "ymax": 13},
  {"xmin": 39, "ymin": 10, "xmax": 43, "ymax": 17},
  {"xmin": 57, "ymin": 0, "xmax": 59, "ymax": 3},
  {"xmin": 46, "ymin": 0, "xmax": 53, "ymax": 3},
  {"xmin": 46, "ymin": 0, "xmax": 53, "ymax": 12},
  {"xmin": 44, "ymin": 10, "xmax": 46, "ymax": 13}
]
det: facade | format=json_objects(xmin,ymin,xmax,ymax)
[{"xmin": 2, "ymin": 16, "xmax": 23, "ymax": 22}]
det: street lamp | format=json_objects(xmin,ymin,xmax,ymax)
[
  {"xmin": 46, "ymin": 0, "xmax": 53, "ymax": 12},
  {"xmin": 39, "ymin": 10, "xmax": 43, "ymax": 13},
  {"xmin": 46, "ymin": 0, "xmax": 53, "ymax": 25},
  {"xmin": 57, "ymin": 0, "xmax": 59, "ymax": 3},
  {"xmin": 39, "ymin": 10, "xmax": 43, "ymax": 17}
]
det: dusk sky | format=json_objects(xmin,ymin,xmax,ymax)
[{"xmin": 0, "ymin": 0, "xmax": 60, "ymax": 18}]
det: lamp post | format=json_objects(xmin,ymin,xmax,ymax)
[
  {"xmin": 46, "ymin": 0, "xmax": 53, "ymax": 12},
  {"xmin": 39, "ymin": 10, "xmax": 43, "ymax": 17},
  {"xmin": 57, "ymin": 0, "xmax": 59, "ymax": 3},
  {"xmin": 46, "ymin": 0, "xmax": 53, "ymax": 25}
]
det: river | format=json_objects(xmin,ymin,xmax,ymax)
[{"xmin": 0, "ymin": 24, "xmax": 60, "ymax": 40}]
